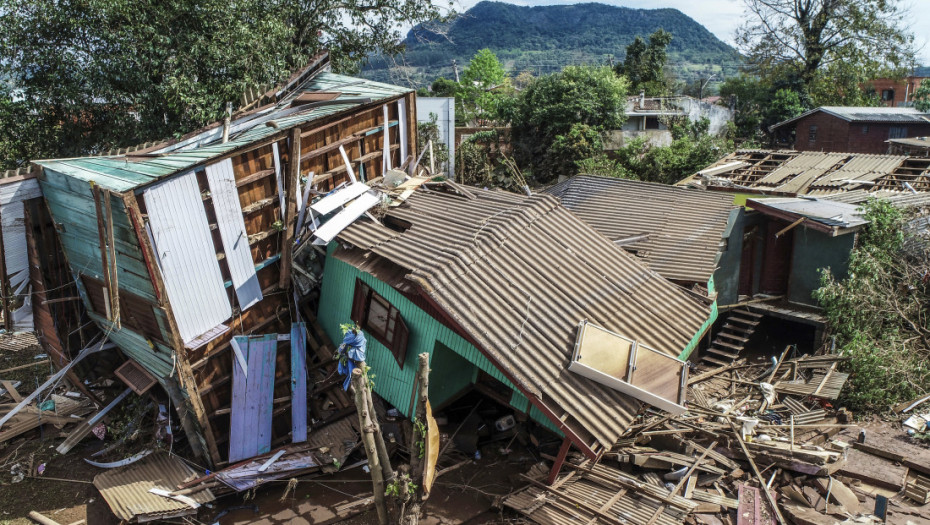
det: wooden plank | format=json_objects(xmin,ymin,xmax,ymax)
[
  {"xmin": 0, "ymin": 380, "xmax": 22, "ymax": 402},
  {"xmin": 228, "ymin": 336, "xmax": 251, "ymax": 462},
  {"xmin": 279, "ymin": 128, "xmax": 300, "ymax": 289},
  {"xmin": 90, "ymin": 183, "xmax": 112, "ymax": 320},
  {"xmin": 291, "ymin": 322, "xmax": 308, "ymax": 443},
  {"xmin": 255, "ymin": 334, "xmax": 277, "ymax": 455},
  {"xmin": 102, "ymin": 189, "xmax": 121, "ymax": 329}
]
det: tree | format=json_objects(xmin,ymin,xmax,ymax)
[
  {"xmin": 462, "ymin": 48, "xmax": 506, "ymax": 89},
  {"xmin": 0, "ymin": 0, "xmax": 450, "ymax": 168},
  {"xmin": 511, "ymin": 66, "xmax": 628, "ymax": 182},
  {"xmin": 719, "ymin": 75, "xmax": 769, "ymax": 141},
  {"xmin": 736, "ymin": 0, "xmax": 914, "ymax": 98},
  {"xmin": 815, "ymin": 200, "xmax": 930, "ymax": 412},
  {"xmin": 617, "ymin": 29, "xmax": 674, "ymax": 96},
  {"xmin": 763, "ymin": 88, "xmax": 806, "ymax": 137},
  {"xmin": 914, "ymin": 82, "xmax": 930, "ymax": 112}
]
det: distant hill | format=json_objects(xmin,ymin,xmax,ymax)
[{"xmin": 363, "ymin": 1, "xmax": 742, "ymax": 87}]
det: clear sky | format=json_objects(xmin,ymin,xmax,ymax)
[{"xmin": 453, "ymin": 0, "xmax": 930, "ymax": 65}]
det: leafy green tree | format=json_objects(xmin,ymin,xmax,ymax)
[
  {"xmin": 736, "ymin": 0, "xmax": 914, "ymax": 99},
  {"xmin": 462, "ymin": 49, "xmax": 506, "ymax": 88},
  {"xmin": 549, "ymin": 124, "xmax": 604, "ymax": 178},
  {"xmin": 0, "ymin": 0, "xmax": 449, "ymax": 167},
  {"xmin": 914, "ymin": 82, "xmax": 930, "ymax": 112},
  {"xmin": 719, "ymin": 75, "xmax": 768, "ymax": 141},
  {"xmin": 511, "ymin": 66, "xmax": 628, "ymax": 181},
  {"xmin": 815, "ymin": 200, "xmax": 929, "ymax": 412},
  {"xmin": 617, "ymin": 29, "xmax": 674, "ymax": 96},
  {"xmin": 763, "ymin": 88, "xmax": 806, "ymax": 135}
]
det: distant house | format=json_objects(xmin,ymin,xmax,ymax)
[
  {"xmin": 867, "ymin": 74, "xmax": 928, "ymax": 108},
  {"xmin": 318, "ymin": 184, "xmax": 716, "ymax": 465},
  {"xmin": 769, "ymin": 106, "xmax": 930, "ymax": 154},
  {"xmin": 545, "ymin": 175, "xmax": 743, "ymax": 306},
  {"xmin": 605, "ymin": 95, "xmax": 733, "ymax": 149}
]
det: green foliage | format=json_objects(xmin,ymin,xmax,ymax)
[
  {"xmin": 575, "ymin": 155, "xmax": 634, "ymax": 179},
  {"xmin": 549, "ymin": 124, "xmax": 604, "ymax": 179},
  {"xmin": 413, "ymin": 419, "xmax": 427, "ymax": 459},
  {"xmin": 736, "ymin": 0, "xmax": 914, "ymax": 100},
  {"xmin": 609, "ymin": 117, "xmax": 733, "ymax": 185},
  {"xmin": 719, "ymin": 75, "xmax": 768, "ymax": 141},
  {"xmin": 0, "ymin": 0, "xmax": 448, "ymax": 167},
  {"xmin": 814, "ymin": 200, "xmax": 929, "ymax": 412},
  {"xmin": 416, "ymin": 113, "xmax": 451, "ymax": 174},
  {"xmin": 364, "ymin": 1, "xmax": 741, "ymax": 86},
  {"xmin": 914, "ymin": 81, "xmax": 930, "ymax": 112},
  {"xmin": 463, "ymin": 49, "xmax": 506, "ymax": 88},
  {"xmin": 617, "ymin": 29, "xmax": 674, "ymax": 96},
  {"xmin": 763, "ymin": 88, "xmax": 806, "ymax": 134},
  {"xmin": 511, "ymin": 65, "xmax": 627, "ymax": 182}
]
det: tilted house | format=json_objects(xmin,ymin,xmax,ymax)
[
  {"xmin": 545, "ymin": 175, "xmax": 743, "ymax": 306},
  {"xmin": 32, "ymin": 58, "xmax": 418, "ymax": 467},
  {"xmin": 318, "ymin": 183, "xmax": 715, "ymax": 466}
]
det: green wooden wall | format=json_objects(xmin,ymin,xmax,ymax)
[
  {"xmin": 39, "ymin": 168, "xmax": 184, "ymax": 394},
  {"xmin": 317, "ymin": 244, "xmax": 563, "ymax": 435}
]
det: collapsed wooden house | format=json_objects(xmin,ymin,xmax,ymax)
[{"xmin": 24, "ymin": 56, "xmax": 417, "ymax": 467}]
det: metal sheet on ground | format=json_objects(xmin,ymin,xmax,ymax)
[
  {"xmin": 205, "ymin": 159, "xmax": 262, "ymax": 310},
  {"xmin": 144, "ymin": 171, "xmax": 231, "ymax": 343}
]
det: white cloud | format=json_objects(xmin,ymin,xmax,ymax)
[{"xmin": 452, "ymin": 0, "xmax": 930, "ymax": 64}]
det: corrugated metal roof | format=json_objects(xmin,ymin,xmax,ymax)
[
  {"xmin": 94, "ymin": 452, "xmax": 215, "ymax": 522},
  {"xmin": 771, "ymin": 106, "xmax": 930, "ymax": 130},
  {"xmin": 748, "ymin": 197, "xmax": 868, "ymax": 230},
  {"xmin": 337, "ymin": 185, "xmax": 712, "ymax": 451},
  {"xmin": 688, "ymin": 150, "xmax": 930, "ymax": 197},
  {"xmin": 544, "ymin": 175, "xmax": 736, "ymax": 284},
  {"xmin": 34, "ymin": 72, "xmax": 412, "ymax": 192}
]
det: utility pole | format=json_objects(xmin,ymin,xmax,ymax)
[
  {"xmin": 452, "ymin": 59, "xmax": 460, "ymax": 83},
  {"xmin": 699, "ymin": 74, "xmax": 717, "ymax": 101}
]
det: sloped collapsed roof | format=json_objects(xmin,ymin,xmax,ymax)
[
  {"xmin": 35, "ymin": 72, "xmax": 412, "ymax": 192},
  {"xmin": 680, "ymin": 149, "xmax": 930, "ymax": 195},
  {"xmin": 544, "ymin": 175, "xmax": 737, "ymax": 284},
  {"xmin": 337, "ymin": 183, "xmax": 713, "ymax": 453},
  {"xmin": 747, "ymin": 197, "xmax": 868, "ymax": 235}
]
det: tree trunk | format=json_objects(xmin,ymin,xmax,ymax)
[
  {"xmin": 352, "ymin": 369, "xmax": 388, "ymax": 525},
  {"xmin": 410, "ymin": 353, "xmax": 430, "ymax": 486},
  {"xmin": 363, "ymin": 372, "xmax": 394, "ymax": 482}
]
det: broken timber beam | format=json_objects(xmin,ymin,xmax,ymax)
[
  {"xmin": 728, "ymin": 419, "xmax": 787, "ymax": 525},
  {"xmin": 280, "ymin": 129, "xmax": 300, "ymax": 289}
]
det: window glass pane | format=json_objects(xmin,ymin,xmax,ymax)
[{"xmin": 367, "ymin": 295, "xmax": 390, "ymax": 338}]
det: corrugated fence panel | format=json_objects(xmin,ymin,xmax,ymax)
[
  {"xmin": 205, "ymin": 159, "xmax": 262, "ymax": 310},
  {"xmin": 144, "ymin": 171, "xmax": 231, "ymax": 343}
]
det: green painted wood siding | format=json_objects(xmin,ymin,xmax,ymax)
[
  {"xmin": 317, "ymin": 244, "xmax": 562, "ymax": 437},
  {"xmin": 40, "ymin": 167, "xmax": 178, "ymax": 386}
]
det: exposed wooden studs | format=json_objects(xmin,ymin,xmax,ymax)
[
  {"xmin": 279, "ymin": 127, "xmax": 301, "ymax": 289},
  {"xmin": 102, "ymin": 189, "xmax": 120, "ymax": 330}
]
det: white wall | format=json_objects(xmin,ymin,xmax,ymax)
[{"xmin": 416, "ymin": 97, "xmax": 456, "ymax": 179}]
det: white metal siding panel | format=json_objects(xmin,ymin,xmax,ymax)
[
  {"xmin": 415, "ymin": 97, "xmax": 455, "ymax": 178},
  {"xmin": 397, "ymin": 98, "xmax": 409, "ymax": 162},
  {"xmin": 0, "ymin": 178, "xmax": 42, "ymax": 206},
  {"xmin": 205, "ymin": 160, "xmax": 262, "ymax": 311},
  {"xmin": 145, "ymin": 172, "xmax": 231, "ymax": 343},
  {"xmin": 1, "ymin": 201, "xmax": 29, "ymax": 292}
]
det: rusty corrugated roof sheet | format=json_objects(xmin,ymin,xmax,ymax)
[
  {"xmin": 338, "ymin": 185, "xmax": 712, "ymax": 452},
  {"xmin": 544, "ymin": 175, "xmax": 736, "ymax": 284},
  {"xmin": 94, "ymin": 452, "xmax": 215, "ymax": 522}
]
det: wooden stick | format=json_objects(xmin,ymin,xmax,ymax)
[
  {"xmin": 644, "ymin": 440, "xmax": 718, "ymax": 525},
  {"xmin": 102, "ymin": 189, "xmax": 120, "ymax": 329},
  {"xmin": 0, "ymin": 360, "xmax": 50, "ymax": 374},
  {"xmin": 279, "ymin": 127, "xmax": 301, "ymax": 289},
  {"xmin": 27, "ymin": 511, "xmax": 63, "ymax": 525},
  {"xmin": 352, "ymin": 369, "xmax": 387, "ymax": 525},
  {"xmin": 90, "ymin": 183, "xmax": 112, "ymax": 321},
  {"xmin": 727, "ymin": 420, "xmax": 787, "ymax": 525}
]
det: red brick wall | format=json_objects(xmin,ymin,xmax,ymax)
[
  {"xmin": 868, "ymin": 76, "xmax": 928, "ymax": 107},
  {"xmin": 793, "ymin": 113, "xmax": 850, "ymax": 152},
  {"xmin": 793, "ymin": 112, "xmax": 930, "ymax": 154}
]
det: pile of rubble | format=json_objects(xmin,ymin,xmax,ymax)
[{"xmin": 505, "ymin": 348, "xmax": 930, "ymax": 525}]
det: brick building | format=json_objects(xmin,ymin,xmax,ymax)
[
  {"xmin": 868, "ymin": 75, "xmax": 928, "ymax": 107},
  {"xmin": 769, "ymin": 106, "xmax": 930, "ymax": 154}
]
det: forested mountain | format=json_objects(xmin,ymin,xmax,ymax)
[{"xmin": 363, "ymin": 1, "xmax": 741, "ymax": 86}]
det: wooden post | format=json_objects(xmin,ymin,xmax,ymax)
[
  {"xmin": 363, "ymin": 372, "xmax": 394, "ymax": 482},
  {"xmin": 410, "ymin": 353, "xmax": 430, "ymax": 484},
  {"xmin": 727, "ymin": 420, "xmax": 787, "ymax": 525},
  {"xmin": 279, "ymin": 127, "xmax": 301, "ymax": 289},
  {"xmin": 547, "ymin": 437, "xmax": 572, "ymax": 485},
  {"xmin": 352, "ymin": 369, "xmax": 388, "ymax": 525},
  {"xmin": 90, "ymin": 183, "xmax": 113, "ymax": 320},
  {"xmin": 102, "ymin": 189, "xmax": 120, "ymax": 329}
]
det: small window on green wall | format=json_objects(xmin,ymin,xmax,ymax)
[{"xmin": 352, "ymin": 279, "xmax": 409, "ymax": 369}]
